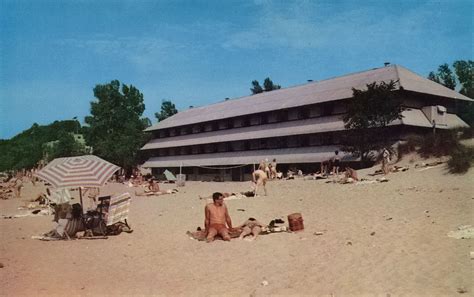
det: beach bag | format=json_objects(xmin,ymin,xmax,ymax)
[{"xmin": 84, "ymin": 210, "xmax": 106, "ymax": 236}]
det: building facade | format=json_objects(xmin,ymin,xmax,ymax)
[{"xmin": 141, "ymin": 65, "xmax": 471, "ymax": 181}]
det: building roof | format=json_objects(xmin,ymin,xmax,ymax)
[
  {"xmin": 146, "ymin": 65, "xmax": 472, "ymax": 132},
  {"xmin": 142, "ymin": 146, "xmax": 356, "ymax": 168},
  {"xmin": 142, "ymin": 110, "xmax": 467, "ymax": 150}
]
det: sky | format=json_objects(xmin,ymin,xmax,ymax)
[{"xmin": 0, "ymin": 0, "xmax": 472, "ymax": 139}]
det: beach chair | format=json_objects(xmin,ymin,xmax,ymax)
[
  {"xmin": 163, "ymin": 169, "xmax": 176, "ymax": 182},
  {"xmin": 104, "ymin": 192, "xmax": 132, "ymax": 227}
]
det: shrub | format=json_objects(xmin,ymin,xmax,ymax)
[
  {"xmin": 397, "ymin": 135, "xmax": 422, "ymax": 160},
  {"xmin": 418, "ymin": 130, "xmax": 462, "ymax": 158},
  {"xmin": 448, "ymin": 146, "xmax": 474, "ymax": 174}
]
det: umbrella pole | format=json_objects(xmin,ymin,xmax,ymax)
[{"xmin": 79, "ymin": 187, "xmax": 83, "ymax": 207}]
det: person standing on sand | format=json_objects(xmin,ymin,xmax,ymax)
[
  {"xmin": 12, "ymin": 174, "xmax": 23, "ymax": 198},
  {"xmin": 252, "ymin": 169, "xmax": 268, "ymax": 196},
  {"xmin": 205, "ymin": 192, "xmax": 233, "ymax": 242},
  {"xmin": 332, "ymin": 150, "xmax": 341, "ymax": 177},
  {"xmin": 382, "ymin": 148, "xmax": 391, "ymax": 175},
  {"xmin": 270, "ymin": 158, "xmax": 277, "ymax": 179}
]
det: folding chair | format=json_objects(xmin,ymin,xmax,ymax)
[{"xmin": 103, "ymin": 193, "xmax": 132, "ymax": 233}]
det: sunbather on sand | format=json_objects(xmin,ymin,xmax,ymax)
[
  {"xmin": 339, "ymin": 167, "xmax": 359, "ymax": 184},
  {"xmin": 344, "ymin": 167, "xmax": 359, "ymax": 181},
  {"xmin": 252, "ymin": 169, "xmax": 268, "ymax": 196},
  {"xmin": 238, "ymin": 217, "xmax": 265, "ymax": 241},
  {"xmin": 135, "ymin": 180, "xmax": 178, "ymax": 196},
  {"xmin": 205, "ymin": 192, "xmax": 233, "ymax": 242}
]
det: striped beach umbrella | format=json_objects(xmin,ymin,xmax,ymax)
[{"xmin": 35, "ymin": 155, "xmax": 120, "ymax": 205}]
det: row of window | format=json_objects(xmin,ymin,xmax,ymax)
[
  {"xmin": 150, "ymin": 132, "xmax": 343, "ymax": 157},
  {"xmin": 152, "ymin": 102, "xmax": 346, "ymax": 139}
]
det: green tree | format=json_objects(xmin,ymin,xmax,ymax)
[
  {"xmin": 428, "ymin": 60, "xmax": 474, "ymax": 126},
  {"xmin": 342, "ymin": 80, "xmax": 403, "ymax": 161},
  {"xmin": 263, "ymin": 77, "xmax": 281, "ymax": 92},
  {"xmin": 427, "ymin": 71, "xmax": 440, "ymax": 83},
  {"xmin": 250, "ymin": 80, "xmax": 263, "ymax": 94},
  {"xmin": 84, "ymin": 80, "xmax": 150, "ymax": 173},
  {"xmin": 155, "ymin": 100, "xmax": 178, "ymax": 122},
  {"xmin": 453, "ymin": 60, "xmax": 474, "ymax": 98},
  {"xmin": 44, "ymin": 132, "xmax": 87, "ymax": 161},
  {"xmin": 437, "ymin": 63, "xmax": 456, "ymax": 90},
  {"xmin": 250, "ymin": 77, "xmax": 280, "ymax": 94}
]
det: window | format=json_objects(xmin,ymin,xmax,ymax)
[
  {"xmin": 192, "ymin": 125, "xmax": 202, "ymax": 134},
  {"xmin": 288, "ymin": 109, "xmax": 299, "ymax": 120},
  {"xmin": 250, "ymin": 115, "xmax": 261, "ymax": 126}
]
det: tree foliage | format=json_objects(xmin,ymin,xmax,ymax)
[
  {"xmin": 84, "ymin": 80, "xmax": 150, "ymax": 173},
  {"xmin": 155, "ymin": 100, "xmax": 178, "ymax": 122},
  {"xmin": 453, "ymin": 60, "xmax": 474, "ymax": 98},
  {"xmin": 342, "ymin": 80, "xmax": 403, "ymax": 161},
  {"xmin": 43, "ymin": 132, "xmax": 88, "ymax": 162},
  {"xmin": 0, "ymin": 120, "xmax": 82, "ymax": 171},
  {"xmin": 263, "ymin": 78, "xmax": 281, "ymax": 92},
  {"xmin": 428, "ymin": 60, "xmax": 474, "ymax": 126},
  {"xmin": 250, "ymin": 80, "xmax": 263, "ymax": 94},
  {"xmin": 250, "ymin": 77, "xmax": 281, "ymax": 94}
]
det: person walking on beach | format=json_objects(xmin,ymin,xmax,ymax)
[{"xmin": 204, "ymin": 192, "xmax": 233, "ymax": 242}]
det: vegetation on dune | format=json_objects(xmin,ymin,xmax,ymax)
[
  {"xmin": 0, "ymin": 120, "xmax": 85, "ymax": 171},
  {"xmin": 398, "ymin": 128, "xmax": 473, "ymax": 174}
]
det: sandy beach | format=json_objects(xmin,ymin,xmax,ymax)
[{"xmin": 1, "ymin": 156, "xmax": 472, "ymax": 296}]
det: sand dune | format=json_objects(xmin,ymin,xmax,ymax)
[{"xmin": 0, "ymin": 157, "xmax": 472, "ymax": 296}]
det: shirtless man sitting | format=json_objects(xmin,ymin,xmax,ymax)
[
  {"xmin": 252, "ymin": 169, "xmax": 268, "ymax": 196},
  {"xmin": 204, "ymin": 192, "xmax": 233, "ymax": 242}
]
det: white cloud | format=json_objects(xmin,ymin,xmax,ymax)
[{"xmin": 222, "ymin": 1, "xmax": 456, "ymax": 51}]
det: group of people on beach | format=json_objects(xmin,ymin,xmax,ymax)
[{"xmin": 204, "ymin": 192, "xmax": 265, "ymax": 242}]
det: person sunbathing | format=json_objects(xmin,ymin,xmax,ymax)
[
  {"xmin": 204, "ymin": 192, "xmax": 233, "ymax": 242},
  {"xmin": 135, "ymin": 180, "xmax": 178, "ymax": 196},
  {"xmin": 339, "ymin": 167, "xmax": 359, "ymax": 184},
  {"xmin": 238, "ymin": 218, "xmax": 266, "ymax": 241}
]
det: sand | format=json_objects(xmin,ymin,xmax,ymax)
[{"xmin": 1, "ymin": 156, "xmax": 473, "ymax": 296}]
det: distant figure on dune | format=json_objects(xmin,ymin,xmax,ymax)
[
  {"xmin": 382, "ymin": 148, "xmax": 391, "ymax": 175},
  {"xmin": 252, "ymin": 169, "xmax": 268, "ymax": 196},
  {"xmin": 12, "ymin": 174, "xmax": 23, "ymax": 198},
  {"xmin": 205, "ymin": 192, "xmax": 233, "ymax": 242}
]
